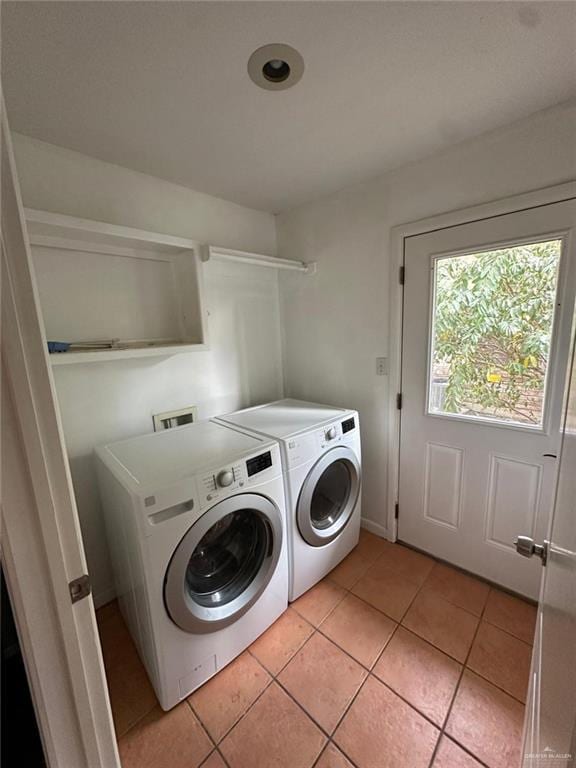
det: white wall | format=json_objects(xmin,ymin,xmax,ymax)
[
  {"xmin": 13, "ymin": 135, "xmax": 283, "ymax": 606},
  {"xmin": 277, "ymin": 101, "xmax": 576, "ymax": 537}
]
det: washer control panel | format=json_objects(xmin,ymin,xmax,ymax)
[{"xmin": 197, "ymin": 446, "xmax": 279, "ymax": 509}]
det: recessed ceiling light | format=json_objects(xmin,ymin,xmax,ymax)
[{"xmin": 248, "ymin": 44, "xmax": 304, "ymax": 91}]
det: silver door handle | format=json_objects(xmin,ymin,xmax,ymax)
[{"xmin": 514, "ymin": 535, "xmax": 549, "ymax": 566}]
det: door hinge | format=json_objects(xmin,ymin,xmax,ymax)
[
  {"xmin": 69, "ymin": 574, "xmax": 91, "ymax": 604},
  {"xmin": 396, "ymin": 392, "xmax": 403, "ymax": 410},
  {"xmin": 395, "ymin": 502, "xmax": 399, "ymax": 520},
  {"xmin": 399, "ymin": 265, "xmax": 405, "ymax": 285}
]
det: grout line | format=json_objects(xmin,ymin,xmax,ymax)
[
  {"xmin": 465, "ymin": 655, "xmax": 530, "ymax": 705},
  {"xmin": 198, "ymin": 748, "xmax": 219, "ymax": 768},
  {"xmin": 440, "ymin": 735, "xmax": 492, "ymax": 768},
  {"xmin": 215, "ymin": 746, "xmax": 233, "ymax": 768},
  {"xmin": 480, "ymin": 608, "xmax": 536, "ymax": 647},
  {"xmin": 185, "ymin": 697, "xmax": 218, "ymax": 752}
]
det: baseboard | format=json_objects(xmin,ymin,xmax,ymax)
[
  {"xmin": 93, "ymin": 584, "xmax": 116, "ymax": 610},
  {"xmin": 360, "ymin": 517, "xmax": 392, "ymax": 541}
]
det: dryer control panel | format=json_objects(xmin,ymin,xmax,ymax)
[
  {"xmin": 285, "ymin": 414, "xmax": 359, "ymax": 470},
  {"xmin": 197, "ymin": 445, "xmax": 280, "ymax": 509},
  {"xmin": 318, "ymin": 415, "xmax": 357, "ymax": 450}
]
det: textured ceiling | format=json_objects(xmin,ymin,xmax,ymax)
[{"xmin": 3, "ymin": 1, "xmax": 576, "ymax": 213}]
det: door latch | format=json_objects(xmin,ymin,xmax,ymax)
[
  {"xmin": 69, "ymin": 574, "xmax": 92, "ymax": 603},
  {"xmin": 514, "ymin": 535, "xmax": 549, "ymax": 566}
]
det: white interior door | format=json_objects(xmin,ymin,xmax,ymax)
[
  {"xmin": 1, "ymin": 103, "xmax": 119, "ymax": 767},
  {"xmin": 398, "ymin": 198, "xmax": 576, "ymax": 598},
  {"xmin": 522, "ymin": 304, "xmax": 576, "ymax": 768}
]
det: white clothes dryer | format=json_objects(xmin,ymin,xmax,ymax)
[
  {"xmin": 215, "ymin": 399, "xmax": 361, "ymax": 601},
  {"xmin": 95, "ymin": 419, "xmax": 288, "ymax": 710}
]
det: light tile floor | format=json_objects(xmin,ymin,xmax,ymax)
[{"xmin": 97, "ymin": 531, "xmax": 536, "ymax": 768}]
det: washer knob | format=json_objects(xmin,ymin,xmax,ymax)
[
  {"xmin": 216, "ymin": 469, "xmax": 234, "ymax": 488},
  {"xmin": 326, "ymin": 426, "xmax": 337, "ymax": 440}
]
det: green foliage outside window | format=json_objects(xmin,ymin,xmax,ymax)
[{"xmin": 431, "ymin": 240, "xmax": 562, "ymax": 425}]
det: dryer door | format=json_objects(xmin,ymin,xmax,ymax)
[
  {"xmin": 297, "ymin": 446, "xmax": 361, "ymax": 547},
  {"xmin": 164, "ymin": 493, "xmax": 283, "ymax": 633}
]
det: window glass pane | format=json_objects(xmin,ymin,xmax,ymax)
[{"xmin": 428, "ymin": 239, "xmax": 562, "ymax": 427}]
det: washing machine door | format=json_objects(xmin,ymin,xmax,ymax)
[
  {"xmin": 297, "ymin": 446, "xmax": 361, "ymax": 547},
  {"xmin": 164, "ymin": 493, "xmax": 283, "ymax": 633}
]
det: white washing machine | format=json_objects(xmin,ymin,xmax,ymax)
[
  {"xmin": 215, "ymin": 399, "xmax": 361, "ymax": 601},
  {"xmin": 95, "ymin": 419, "xmax": 288, "ymax": 711}
]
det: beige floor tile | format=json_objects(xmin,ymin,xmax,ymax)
[
  {"xmin": 432, "ymin": 736, "xmax": 483, "ymax": 767},
  {"xmin": 106, "ymin": 661, "xmax": 158, "ymax": 738},
  {"xmin": 292, "ymin": 578, "xmax": 347, "ymax": 627},
  {"xmin": 378, "ymin": 543, "xmax": 435, "ymax": 586},
  {"xmin": 402, "ymin": 591, "xmax": 479, "ymax": 662},
  {"xmin": 97, "ymin": 603, "xmax": 136, "ymax": 670},
  {"xmin": 467, "ymin": 621, "xmax": 531, "ymax": 702},
  {"xmin": 249, "ymin": 607, "xmax": 313, "ymax": 675},
  {"xmin": 351, "ymin": 560, "xmax": 421, "ymax": 621},
  {"xmin": 355, "ymin": 529, "xmax": 390, "ymax": 562},
  {"xmin": 423, "ymin": 563, "xmax": 490, "ymax": 616},
  {"xmin": 98, "ymin": 608, "xmax": 157, "ymax": 736},
  {"xmin": 96, "ymin": 599, "xmax": 121, "ymax": 626},
  {"xmin": 321, "ymin": 593, "xmax": 397, "ymax": 668},
  {"xmin": 446, "ymin": 670, "xmax": 525, "ymax": 768},
  {"xmin": 219, "ymin": 683, "xmax": 326, "ymax": 768},
  {"xmin": 328, "ymin": 548, "xmax": 375, "ymax": 589},
  {"xmin": 373, "ymin": 627, "xmax": 461, "ymax": 726},
  {"xmin": 334, "ymin": 677, "xmax": 439, "ymax": 768},
  {"xmin": 278, "ymin": 633, "xmax": 367, "ymax": 733},
  {"xmin": 189, "ymin": 651, "xmax": 271, "ymax": 742},
  {"xmin": 484, "ymin": 589, "xmax": 537, "ymax": 645},
  {"xmin": 118, "ymin": 703, "xmax": 212, "ymax": 768}
]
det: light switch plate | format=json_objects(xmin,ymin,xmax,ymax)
[{"xmin": 376, "ymin": 357, "xmax": 389, "ymax": 376}]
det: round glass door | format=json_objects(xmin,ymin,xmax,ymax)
[
  {"xmin": 297, "ymin": 446, "xmax": 361, "ymax": 547},
  {"xmin": 186, "ymin": 511, "xmax": 269, "ymax": 608},
  {"xmin": 310, "ymin": 460, "xmax": 352, "ymax": 530},
  {"xmin": 165, "ymin": 494, "xmax": 283, "ymax": 633}
]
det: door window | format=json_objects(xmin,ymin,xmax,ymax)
[
  {"xmin": 310, "ymin": 460, "xmax": 352, "ymax": 529},
  {"xmin": 428, "ymin": 239, "xmax": 562, "ymax": 428},
  {"xmin": 185, "ymin": 510, "xmax": 270, "ymax": 608}
]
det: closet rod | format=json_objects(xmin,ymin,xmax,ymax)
[{"xmin": 201, "ymin": 245, "xmax": 316, "ymax": 274}]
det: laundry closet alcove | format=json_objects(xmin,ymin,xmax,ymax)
[
  {"xmin": 25, "ymin": 209, "xmax": 315, "ymax": 365},
  {"xmin": 25, "ymin": 208, "xmax": 210, "ymax": 364}
]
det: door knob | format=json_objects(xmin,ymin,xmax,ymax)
[{"xmin": 514, "ymin": 535, "xmax": 549, "ymax": 566}]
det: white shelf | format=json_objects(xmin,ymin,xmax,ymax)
[
  {"xmin": 25, "ymin": 208, "xmax": 200, "ymax": 254},
  {"xmin": 49, "ymin": 341, "xmax": 205, "ymax": 365},
  {"xmin": 25, "ymin": 209, "xmax": 209, "ymax": 364}
]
